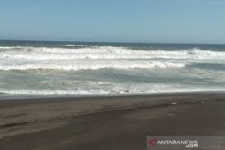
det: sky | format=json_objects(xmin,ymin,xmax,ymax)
[{"xmin": 0, "ymin": 0, "xmax": 225, "ymax": 44}]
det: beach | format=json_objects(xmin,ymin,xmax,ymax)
[{"xmin": 0, "ymin": 93, "xmax": 224, "ymax": 150}]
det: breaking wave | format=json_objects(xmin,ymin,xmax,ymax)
[
  {"xmin": 64, "ymin": 44, "xmax": 86, "ymax": 47},
  {"xmin": 0, "ymin": 46, "xmax": 225, "ymax": 60},
  {"xmin": 0, "ymin": 61, "xmax": 185, "ymax": 71},
  {"xmin": 1, "ymin": 46, "xmax": 225, "ymax": 72},
  {"xmin": 1, "ymin": 43, "xmax": 225, "ymax": 99},
  {"xmin": 1, "ymin": 88, "xmax": 224, "ymax": 96}
]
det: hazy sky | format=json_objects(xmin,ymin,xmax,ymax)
[{"xmin": 0, "ymin": 0, "xmax": 225, "ymax": 43}]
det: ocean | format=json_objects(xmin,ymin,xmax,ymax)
[{"xmin": 0, "ymin": 40, "xmax": 225, "ymax": 99}]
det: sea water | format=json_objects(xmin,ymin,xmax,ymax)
[{"xmin": 0, "ymin": 40, "xmax": 225, "ymax": 99}]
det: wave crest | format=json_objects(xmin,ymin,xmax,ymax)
[
  {"xmin": 0, "ymin": 46, "xmax": 225, "ymax": 60},
  {"xmin": 1, "ymin": 46, "xmax": 225, "ymax": 72},
  {"xmin": 0, "ymin": 61, "xmax": 185, "ymax": 71}
]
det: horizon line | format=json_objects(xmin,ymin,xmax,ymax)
[{"xmin": 0, "ymin": 38, "xmax": 225, "ymax": 46}]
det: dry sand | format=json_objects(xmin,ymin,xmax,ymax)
[{"xmin": 0, "ymin": 93, "xmax": 224, "ymax": 150}]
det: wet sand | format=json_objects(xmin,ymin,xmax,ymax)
[{"xmin": 0, "ymin": 93, "xmax": 225, "ymax": 150}]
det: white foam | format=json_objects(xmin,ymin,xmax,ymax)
[
  {"xmin": 1, "ymin": 46, "xmax": 225, "ymax": 72},
  {"xmin": 1, "ymin": 88, "xmax": 224, "ymax": 96},
  {"xmin": 0, "ymin": 46, "xmax": 225, "ymax": 60},
  {"xmin": 0, "ymin": 89, "xmax": 109, "ymax": 95},
  {"xmin": 0, "ymin": 46, "xmax": 21, "ymax": 50},
  {"xmin": 64, "ymin": 44, "xmax": 86, "ymax": 47},
  {"xmin": 0, "ymin": 61, "xmax": 185, "ymax": 71}
]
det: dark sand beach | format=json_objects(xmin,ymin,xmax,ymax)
[{"xmin": 0, "ymin": 93, "xmax": 225, "ymax": 150}]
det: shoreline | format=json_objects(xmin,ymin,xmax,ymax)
[
  {"xmin": 1, "ymin": 90, "xmax": 225, "ymax": 101},
  {"xmin": 0, "ymin": 93, "xmax": 224, "ymax": 150}
]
